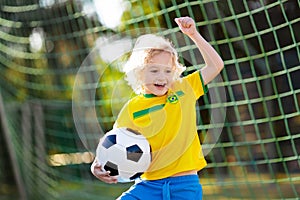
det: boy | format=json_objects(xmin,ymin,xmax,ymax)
[{"xmin": 91, "ymin": 16, "xmax": 224, "ymax": 200}]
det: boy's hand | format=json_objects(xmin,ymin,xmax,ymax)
[
  {"xmin": 175, "ymin": 16, "xmax": 197, "ymax": 36},
  {"xmin": 91, "ymin": 158, "xmax": 118, "ymax": 184}
]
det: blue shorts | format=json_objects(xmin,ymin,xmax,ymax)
[{"xmin": 117, "ymin": 174, "xmax": 202, "ymax": 200}]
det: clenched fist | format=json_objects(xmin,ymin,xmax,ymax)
[{"xmin": 175, "ymin": 16, "xmax": 197, "ymax": 36}]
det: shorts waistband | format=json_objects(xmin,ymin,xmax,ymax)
[{"xmin": 141, "ymin": 174, "xmax": 199, "ymax": 184}]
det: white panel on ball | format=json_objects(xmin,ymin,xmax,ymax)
[{"xmin": 96, "ymin": 127, "xmax": 151, "ymax": 182}]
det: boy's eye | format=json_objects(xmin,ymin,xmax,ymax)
[{"xmin": 150, "ymin": 70, "xmax": 158, "ymax": 73}]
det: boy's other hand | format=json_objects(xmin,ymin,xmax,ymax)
[{"xmin": 91, "ymin": 159, "xmax": 118, "ymax": 184}]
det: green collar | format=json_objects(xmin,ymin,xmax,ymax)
[
  {"xmin": 143, "ymin": 90, "xmax": 184, "ymax": 98},
  {"xmin": 143, "ymin": 93, "xmax": 158, "ymax": 98}
]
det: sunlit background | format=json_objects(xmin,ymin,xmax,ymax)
[{"xmin": 0, "ymin": 0, "xmax": 299, "ymax": 199}]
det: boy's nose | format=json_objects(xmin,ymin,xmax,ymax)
[{"xmin": 158, "ymin": 74, "xmax": 166, "ymax": 80}]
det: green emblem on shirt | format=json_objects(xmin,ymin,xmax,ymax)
[{"xmin": 167, "ymin": 94, "xmax": 178, "ymax": 104}]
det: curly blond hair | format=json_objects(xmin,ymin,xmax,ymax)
[{"xmin": 122, "ymin": 34, "xmax": 186, "ymax": 94}]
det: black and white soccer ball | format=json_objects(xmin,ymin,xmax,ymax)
[{"xmin": 96, "ymin": 127, "xmax": 151, "ymax": 182}]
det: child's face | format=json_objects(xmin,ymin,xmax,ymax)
[{"xmin": 140, "ymin": 51, "xmax": 175, "ymax": 96}]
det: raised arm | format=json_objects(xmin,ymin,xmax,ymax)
[{"xmin": 175, "ymin": 17, "xmax": 224, "ymax": 85}]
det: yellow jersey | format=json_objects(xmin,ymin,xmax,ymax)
[{"xmin": 114, "ymin": 70, "xmax": 208, "ymax": 180}]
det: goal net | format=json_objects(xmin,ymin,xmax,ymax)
[{"xmin": 0, "ymin": 0, "xmax": 299, "ymax": 199}]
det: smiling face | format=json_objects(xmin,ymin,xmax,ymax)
[{"xmin": 140, "ymin": 50, "xmax": 175, "ymax": 96}]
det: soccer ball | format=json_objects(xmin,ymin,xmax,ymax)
[{"xmin": 96, "ymin": 127, "xmax": 151, "ymax": 182}]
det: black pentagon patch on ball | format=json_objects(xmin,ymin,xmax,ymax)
[
  {"xmin": 130, "ymin": 172, "xmax": 143, "ymax": 180},
  {"xmin": 102, "ymin": 134, "xmax": 117, "ymax": 149},
  {"xmin": 103, "ymin": 161, "xmax": 119, "ymax": 176},
  {"xmin": 126, "ymin": 144, "xmax": 143, "ymax": 162}
]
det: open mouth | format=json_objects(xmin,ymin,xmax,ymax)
[{"xmin": 154, "ymin": 83, "xmax": 166, "ymax": 89}]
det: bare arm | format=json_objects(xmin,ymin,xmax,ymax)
[{"xmin": 175, "ymin": 17, "xmax": 224, "ymax": 85}]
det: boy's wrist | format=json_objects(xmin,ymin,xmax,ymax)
[
  {"xmin": 186, "ymin": 31, "xmax": 198, "ymax": 38},
  {"xmin": 187, "ymin": 31, "xmax": 204, "ymax": 43}
]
